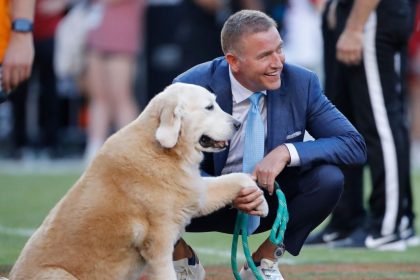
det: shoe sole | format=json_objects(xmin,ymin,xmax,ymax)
[
  {"xmin": 406, "ymin": 236, "xmax": 420, "ymax": 247},
  {"xmin": 375, "ymin": 240, "xmax": 407, "ymax": 251}
]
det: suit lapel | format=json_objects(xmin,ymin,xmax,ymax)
[
  {"xmin": 267, "ymin": 75, "xmax": 289, "ymax": 152},
  {"xmin": 209, "ymin": 60, "xmax": 232, "ymax": 175}
]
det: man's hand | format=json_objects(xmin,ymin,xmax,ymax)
[
  {"xmin": 2, "ymin": 32, "xmax": 34, "ymax": 92},
  {"xmin": 252, "ymin": 144, "xmax": 290, "ymax": 195},
  {"xmin": 335, "ymin": 0, "xmax": 380, "ymax": 66},
  {"xmin": 232, "ymin": 186, "xmax": 266, "ymax": 216},
  {"xmin": 336, "ymin": 29, "xmax": 363, "ymax": 65}
]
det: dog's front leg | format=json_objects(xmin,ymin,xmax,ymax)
[
  {"xmin": 197, "ymin": 173, "xmax": 268, "ymax": 217},
  {"xmin": 140, "ymin": 223, "xmax": 179, "ymax": 280}
]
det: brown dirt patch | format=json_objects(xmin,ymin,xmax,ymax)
[
  {"xmin": 206, "ymin": 263, "xmax": 420, "ymax": 280},
  {"xmin": 2, "ymin": 263, "xmax": 420, "ymax": 279}
]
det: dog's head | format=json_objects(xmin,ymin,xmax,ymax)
[{"xmin": 155, "ymin": 83, "xmax": 240, "ymax": 153}]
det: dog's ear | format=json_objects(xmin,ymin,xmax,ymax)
[{"xmin": 155, "ymin": 99, "xmax": 183, "ymax": 148}]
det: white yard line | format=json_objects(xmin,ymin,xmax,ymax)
[
  {"xmin": 0, "ymin": 225, "xmax": 34, "ymax": 238},
  {"xmin": 0, "ymin": 225, "xmax": 296, "ymax": 264},
  {"xmin": 0, "ymin": 159, "xmax": 84, "ymax": 175}
]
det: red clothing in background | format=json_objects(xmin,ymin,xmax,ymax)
[
  {"xmin": 87, "ymin": 0, "xmax": 145, "ymax": 55},
  {"xmin": 409, "ymin": 1, "xmax": 420, "ymax": 58},
  {"xmin": 33, "ymin": 0, "xmax": 66, "ymax": 40}
]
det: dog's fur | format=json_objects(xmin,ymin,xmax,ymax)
[{"xmin": 8, "ymin": 83, "xmax": 268, "ymax": 280}]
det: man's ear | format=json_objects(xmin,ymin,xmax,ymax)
[
  {"xmin": 155, "ymin": 98, "xmax": 182, "ymax": 148},
  {"xmin": 226, "ymin": 53, "xmax": 239, "ymax": 72}
]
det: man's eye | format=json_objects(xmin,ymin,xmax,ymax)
[{"xmin": 205, "ymin": 105, "xmax": 214, "ymax": 110}]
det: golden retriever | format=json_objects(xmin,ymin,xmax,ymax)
[{"xmin": 8, "ymin": 83, "xmax": 269, "ymax": 280}]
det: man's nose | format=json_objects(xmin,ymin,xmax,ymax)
[{"xmin": 272, "ymin": 53, "xmax": 284, "ymax": 67}]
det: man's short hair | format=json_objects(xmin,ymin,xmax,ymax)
[{"xmin": 221, "ymin": 10, "xmax": 277, "ymax": 55}]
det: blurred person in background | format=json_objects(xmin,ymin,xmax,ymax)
[
  {"xmin": 0, "ymin": 0, "xmax": 35, "ymax": 102},
  {"xmin": 306, "ymin": 0, "xmax": 419, "ymax": 250},
  {"xmin": 145, "ymin": 0, "xmax": 264, "ymax": 106},
  {"xmin": 408, "ymin": 1, "xmax": 420, "ymax": 169},
  {"xmin": 281, "ymin": 0, "xmax": 325, "ymax": 78},
  {"xmin": 177, "ymin": 0, "xmax": 264, "ymax": 71},
  {"xmin": 7, "ymin": 0, "xmax": 69, "ymax": 159},
  {"xmin": 84, "ymin": 0, "xmax": 145, "ymax": 164}
]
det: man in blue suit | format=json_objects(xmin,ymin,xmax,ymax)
[{"xmin": 171, "ymin": 10, "xmax": 367, "ymax": 280}]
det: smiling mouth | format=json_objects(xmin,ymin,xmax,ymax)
[
  {"xmin": 265, "ymin": 71, "xmax": 279, "ymax": 77},
  {"xmin": 199, "ymin": 135, "xmax": 229, "ymax": 149}
]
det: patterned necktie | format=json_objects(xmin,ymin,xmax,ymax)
[{"xmin": 242, "ymin": 92, "xmax": 265, "ymax": 234}]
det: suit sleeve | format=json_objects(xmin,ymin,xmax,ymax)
[{"xmin": 292, "ymin": 72, "xmax": 367, "ymax": 168}]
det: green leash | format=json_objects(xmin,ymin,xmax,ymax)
[{"xmin": 231, "ymin": 181, "xmax": 289, "ymax": 280}]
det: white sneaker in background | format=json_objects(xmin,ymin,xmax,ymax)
[
  {"xmin": 239, "ymin": 258, "xmax": 284, "ymax": 280},
  {"xmin": 399, "ymin": 216, "xmax": 420, "ymax": 247},
  {"xmin": 365, "ymin": 233, "xmax": 407, "ymax": 251},
  {"xmin": 173, "ymin": 248, "xmax": 205, "ymax": 280}
]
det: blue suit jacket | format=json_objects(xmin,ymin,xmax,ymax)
[{"xmin": 174, "ymin": 57, "xmax": 367, "ymax": 176}]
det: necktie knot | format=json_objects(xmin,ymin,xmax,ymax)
[{"xmin": 249, "ymin": 92, "xmax": 263, "ymax": 108}]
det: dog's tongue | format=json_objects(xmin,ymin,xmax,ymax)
[{"xmin": 214, "ymin": 140, "xmax": 229, "ymax": 148}]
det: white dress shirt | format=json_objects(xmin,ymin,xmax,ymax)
[{"xmin": 221, "ymin": 68, "xmax": 300, "ymax": 175}]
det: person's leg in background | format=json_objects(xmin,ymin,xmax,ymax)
[
  {"xmin": 383, "ymin": 6, "xmax": 420, "ymax": 246},
  {"xmin": 36, "ymin": 38, "xmax": 60, "ymax": 157},
  {"xmin": 408, "ymin": 56, "xmax": 420, "ymax": 168},
  {"xmin": 306, "ymin": 0, "xmax": 367, "ymax": 245},
  {"xmin": 330, "ymin": 3, "xmax": 416, "ymax": 250},
  {"xmin": 407, "ymin": 1, "xmax": 420, "ymax": 170},
  {"xmin": 104, "ymin": 53, "xmax": 138, "ymax": 129},
  {"xmin": 84, "ymin": 50, "xmax": 111, "ymax": 164},
  {"xmin": 8, "ymin": 81, "xmax": 29, "ymax": 159},
  {"xmin": 364, "ymin": 6, "xmax": 413, "ymax": 249}
]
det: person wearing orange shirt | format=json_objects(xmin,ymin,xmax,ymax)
[{"xmin": 0, "ymin": 0, "xmax": 35, "ymax": 102}]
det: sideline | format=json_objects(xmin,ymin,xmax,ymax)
[
  {"xmin": 0, "ymin": 225, "xmax": 34, "ymax": 238},
  {"xmin": 0, "ymin": 159, "xmax": 84, "ymax": 175}
]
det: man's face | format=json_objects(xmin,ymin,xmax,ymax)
[{"xmin": 227, "ymin": 26, "xmax": 285, "ymax": 92}]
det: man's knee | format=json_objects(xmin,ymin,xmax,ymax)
[{"xmin": 317, "ymin": 165, "xmax": 344, "ymax": 197}]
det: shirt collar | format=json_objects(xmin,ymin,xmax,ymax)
[{"xmin": 229, "ymin": 67, "xmax": 267, "ymax": 104}]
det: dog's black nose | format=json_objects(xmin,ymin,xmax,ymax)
[{"xmin": 233, "ymin": 120, "xmax": 241, "ymax": 131}]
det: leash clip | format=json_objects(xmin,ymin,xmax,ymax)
[{"xmin": 274, "ymin": 243, "xmax": 286, "ymax": 258}]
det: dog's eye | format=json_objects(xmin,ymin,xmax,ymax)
[{"xmin": 205, "ymin": 104, "xmax": 214, "ymax": 111}]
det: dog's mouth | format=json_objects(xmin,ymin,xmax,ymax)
[{"xmin": 199, "ymin": 135, "xmax": 229, "ymax": 150}]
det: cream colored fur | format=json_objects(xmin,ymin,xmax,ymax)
[{"xmin": 8, "ymin": 83, "xmax": 268, "ymax": 280}]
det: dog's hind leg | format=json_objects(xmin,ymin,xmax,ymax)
[{"xmin": 9, "ymin": 267, "xmax": 78, "ymax": 280}]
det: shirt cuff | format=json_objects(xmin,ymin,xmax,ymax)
[{"xmin": 284, "ymin": 143, "xmax": 300, "ymax": 166}]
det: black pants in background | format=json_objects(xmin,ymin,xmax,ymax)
[{"xmin": 322, "ymin": 0, "xmax": 415, "ymax": 236}]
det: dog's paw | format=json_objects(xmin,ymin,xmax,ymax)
[
  {"xmin": 227, "ymin": 173, "xmax": 269, "ymax": 217},
  {"xmin": 256, "ymin": 196, "xmax": 269, "ymax": 217},
  {"xmin": 227, "ymin": 172, "xmax": 258, "ymax": 189}
]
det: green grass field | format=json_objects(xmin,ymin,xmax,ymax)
[{"xmin": 1, "ymin": 167, "xmax": 420, "ymax": 279}]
